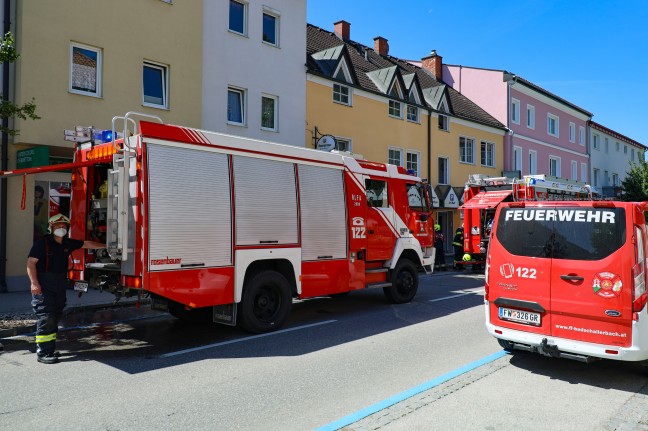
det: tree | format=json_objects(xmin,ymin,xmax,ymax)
[
  {"xmin": 620, "ymin": 158, "xmax": 648, "ymax": 201},
  {"xmin": 0, "ymin": 31, "xmax": 39, "ymax": 135}
]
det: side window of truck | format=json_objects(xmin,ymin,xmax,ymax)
[{"xmin": 366, "ymin": 179, "xmax": 388, "ymax": 208}]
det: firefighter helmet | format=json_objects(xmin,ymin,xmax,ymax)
[
  {"xmin": 462, "ymin": 253, "xmax": 472, "ymax": 261},
  {"xmin": 48, "ymin": 213, "xmax": 70, "ymax": 233},
  {"xmin": 434, "ymin": 224, "xmax": 441, "ymax": 232}
]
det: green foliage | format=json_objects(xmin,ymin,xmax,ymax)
[
  {"xmin": 0, "ymin": 31, "xmax": 39, "ymax": 135},
  {"xmin": 620, "ymin": 158, "xmax": 648, "ymax": 201}
]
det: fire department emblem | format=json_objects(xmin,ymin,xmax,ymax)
[{"xmin": 592, "ymin": 272, "xmax": 623, "ymax": 298}]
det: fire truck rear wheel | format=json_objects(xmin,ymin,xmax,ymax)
[
  {"xmin": 238, "ymin": 270, "xmax": 293, "ymax": 334},
  {"xmin": 384, "ymin": 260, "xmax": 419, "ymax": 304}
]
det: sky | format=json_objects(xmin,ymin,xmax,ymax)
[{"xmin": 307, "ymin": 0, "xmax": 648, "ymax": 147}]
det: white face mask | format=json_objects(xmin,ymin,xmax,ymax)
[{"xmin": 53, "ymin": 228, "xmax": 67, "ymax": 237}]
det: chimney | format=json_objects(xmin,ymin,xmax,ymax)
[
  {"xmin": 374, "ymin": 36, "xmax": 389, "ymax": 56},
  {"xmin": 334, "ymin": 20, "xmax": 350, "ymax": 40},
  {"xmin": 421, "ymin": 50, "xmax": 443, "ymax": 81}
]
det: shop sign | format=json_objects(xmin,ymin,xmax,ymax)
[{"xmin": 17, "ymin": 147, "xmax": 50, "ymax": 169}]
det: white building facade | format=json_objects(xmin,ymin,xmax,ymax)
[{"xmin": 202, "ymin": 0, "xmax": 307, "ymax": 146}]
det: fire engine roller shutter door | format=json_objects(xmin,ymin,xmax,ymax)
[
  {"xmin": 233, "ymin": 156, "xmax": 298, "ymax": 245},
  {"xmin": 147, "ymin": 144, "xmax": 232, "ymax": 270},
  {"xmin": 298, "ymin": 165, "xmax": 347, "ymax": 260}
]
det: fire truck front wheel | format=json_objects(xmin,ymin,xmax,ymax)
[
  {"xmin": 384, "ymin": 259, "xmax": 419, "ymax": 304},
  {"xmin": 238, "ymin": 270, "xmax": 293, "ymax": 334}
]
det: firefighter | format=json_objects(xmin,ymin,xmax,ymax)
[
  {"xmin": 452, "ymin": 226, "xmax": 465, "ymax": 270},
  {"xmin": 434, "ymin": 224, "xmax": 446, "ymax": 271},
  {"xmin": 26, "ymin": 214, "xmax": 105, "ymax": 364}
]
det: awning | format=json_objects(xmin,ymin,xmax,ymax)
[{"xmin": 460, "ymin": 190, "xmax": 512, "ymax": 209}]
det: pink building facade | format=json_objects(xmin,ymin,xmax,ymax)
[{"xmin": 443, "ymin": 65, "xmax": 591, "ymax": 181}]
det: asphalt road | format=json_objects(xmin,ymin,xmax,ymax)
[{"xmin": 2, "ymin": 272, "xmax": 647, "ymax": 430}]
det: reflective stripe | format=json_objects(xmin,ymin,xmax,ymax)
[{"xmin": 36, "ymin": 333, "xmax": 57, "ymax": 343}]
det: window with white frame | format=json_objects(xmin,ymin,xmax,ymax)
[
  {"xmin": 229, "ymin": 0, "xmax": 247, "ymax": 35},
  {"xmin": 612, "ymin": 173, "xmax": 619, "ymax": 186},
  {"xmin": 624, "ymin": 145, "xmax": 628, "ymax": 154},
  {"xmin": 581, "ymin": 163, "xmax": 587, "ymax": 183},
  {"xmin": 511, "ymin": 98, "xmax": 520, "ymax": 124},
  {"xmin": 529, "ymin": 150, "xmax": 537, "ymax": 175},
  {"xmin": 459, "ymin": 136, "xmax": 475, "ymax": 164},
  {"xmin": 480, "ymin": 141, "xmax": 495, "ymax": 167},
  {"xmin": 571, "ymin": 160, "xmax": 577, "ymax": 180},
  {"xmin": 526, "ymin": 105, "xmax": 535, "ymax": 129},
  {"xmin": 593, "ymin": 168, "xmax": 599, "ymax": 187},
  {"xmin": 549, "ymin": 156, "xmax": 561, "ymax": 177},
  {"xmin": 406, "ymin": 150, "xmax": 420, "ymax": 176},
  {"xmin": 438, "ymin": 114, "xmax": 449, "ymax": 131},
  {"xmin": 438, "ymin": 157, "xmax": 449, "ymax": 184},
  {"xmin": 70, "ymin": 43, "xmax": 102, "ymax": 97},
  {"xmin": 334, "ymin": 137, "xmax": 351, "ymax": 152},
  {"xmin": 388, "ymin": 100, "xmax": 402, "ymax": 119},
  {"xmin": 388, "ymin": 147, "xmax": 403, "ymax": 166},
  {"xmin": 227, "ymin": 86, "xmax": 246, "ymax": 125},
  {"xmin": 604, "ymin": 137, "xmax": 609, "ymax": 153},
  {"xmin": 604, "ymin": 170, "xmax": 609, "ymax": 186},
  {"xmin": 406, "ymin": 105, "xmax": 419, "ymax": 123},
  {"xmin": 261, "ymin": 94, "xmax": 278, "ymax": 131},
  {"xmin": 332, "ymin": 83, "xmax": 350, "ymax": 105},
  {"xmin": 592, "ymin": 134, "xmax": 600, "ymax": 150},
  {"xmin": 632, "ymin": 148, "xmax": 635, "ymax": 161},
  {"xmin": 513, "ymin": 146, "xmax": 522, "ymax": 172},
  {"xmin": 616, "ymin": 141, "xmax": 620, "ymax": 151},
  {"xmin": 143, "ymin": 61, "xmax": 168, "ymax": 108},
  {"xmin": 579, "ymin": 126, "xmax": 585, "ymax": 145},
  {"xmin": 569, "ymin": 122, "xmax": 575, "ymax": 143},
  {"xmin": 262, "ymin": 9, "xmax": 279, "ymax": 46},
  {"xmin": 547, "ymin": 113, "xmax": 559, "ymax": 137}
]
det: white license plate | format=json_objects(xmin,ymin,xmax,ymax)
[
  {"xmin": 73, "ymin": 281, "xmax": 89, "ymax": 292},
  {"xmin": 498, "ymin": 307, "xmax": 541, "ymax": 326}
]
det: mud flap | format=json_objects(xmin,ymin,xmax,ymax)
[{"xmin": 213, "ymin": 303, "xmax": 237, "ymax": 326}]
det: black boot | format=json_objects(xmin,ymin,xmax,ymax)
[{"xmin": 37, "ymin": 353, "xmax": 59, "ymax": 364}]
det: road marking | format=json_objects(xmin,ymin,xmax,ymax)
[
  {"xmin": 429, "ymin": 289, "xmax": 484, "ymax": 302},
  {"xmin": 315, "ymin": 350, "xmax": 509, "ymax": 431},
  {"xmin": 160, "ymin": 320, "xmax": 337, "ymax": 358}
]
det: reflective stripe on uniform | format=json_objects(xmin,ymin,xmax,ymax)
[{"xmin": 35, "ymin": 333, "xmax": 57, "ymax": 343}]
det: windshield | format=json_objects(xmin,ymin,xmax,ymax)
[{"xmin": 406, "ymin": 183, "xmax": 429, "ymax": 212}]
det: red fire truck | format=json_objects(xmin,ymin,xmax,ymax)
[{"xmin": 2, "ymin": 113, "xmax": 435, "ymax": 333}]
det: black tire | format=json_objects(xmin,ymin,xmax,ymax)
[
  {"xmin": 497, "ymin": 338, "xmax": 514, "ymax": 351},
  {"xmin": 383, "ymin": 259, "xmax": 419, "ymax": 303},
  {"xmin": 238, "ymin": 270, "xmax": 293, "ymax": 334}
]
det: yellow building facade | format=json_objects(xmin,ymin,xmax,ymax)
[{"xmin": 2, "ymin": 1, "xmax": 203, "ymax": 289}]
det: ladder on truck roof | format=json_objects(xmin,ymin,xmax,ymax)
[
  {"xmin": 513, "ymin": 174, "xmax": 600, "ymax": 202},
  {"xmin": 108, "ymin": 112, "xmax": 163, "ymax": 261}
]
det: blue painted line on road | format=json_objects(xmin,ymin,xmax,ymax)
[
  {"xmin": 160, "ymin": 319, "xmax": 338, "ymax": 358},
  {"xmin": 315, "ymin": 349, "xmax": 509, "ymax": 431}
]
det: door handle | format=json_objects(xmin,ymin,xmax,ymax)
[{"xmin": 560, "ymin": 275, "xmax": 584, "ymax": 281}]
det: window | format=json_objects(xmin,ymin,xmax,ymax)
[
  {"xmin": 612, "ymin": 173, "xmax": 619, "ymax": 186},
  {"xmin": 332, "ymin": 83, "xmax": 350, "ymax": 105},
  {"xmin": 70, "ymin": 43, "xmax": 102, "ymax": 97},
  {"xmin": 526, "ymin": 105, "xmax": 535, "ymax": 129},
  {"xmin": 593, "ymin": 168, "xmax": 600, "ymax": 187},
  {"xmin": 604, "ymin": 170, "xmax": 609, "ymax": 186},
  {"xmin": 388, "ymin": 147, "xmax": 403, "ymax": 166},
  {"xmin": 388, "ymin": 100, "xmax": 402, "ymax": 119},
  {"xmin": 406, "ymin": 151, "xmax": 420, "ymax": 176},
  {"xmin": 624, "ymin": 145, "xmax": 628, "ymax": 154},
  {"xmin": 579, "ymin": 126, "xmax": 585, "ymax": 145},
  {"xmin": 438, "ymin": 157, "xmax": 448, "ymax": 184},
  {"xmin": 513, "ymin": 146, "xmax": 522, "ymax": 172},
  {"xmin": 529, "ymin": 150, "xmax": 537, "ymax": 175},
  {"xmin": 569, "ymin": 122, "xmax": 575, "ymax": 143},
  {"xmin": 406, "ymin": 105, "xmax": 419, "ymax": 123},
  {"xmin": 632, "ymin": 148, "xmax": 635, "ymax": 161},
  {"xmin": 547, "ymin": 113, "xmax": 559, "ymax": 137},
  {"xmin": 334, "ymin": 137, "xmax": 351, "ymax": 152},
  {"xmin": 604, "ymin": 137, "xmax": 609, "ymax": 153},
  {"xmin": 459, "ymin": 137, "xmax": 475, "ymax": 164},
  {"xmin": 229, "ymin": 0, "xmax": 247, "ymax": 35},
  {"xmin": 227, "ymin": 87, "xmax": 245, "ymax": 125},
  {"xmin": 261, "ymin": 94, "xmax": 277, "ymax": 131},
  {"xmin": 262, "ymin": 11, "xmax": 279, "ymax": 46},
  {"xmin": 480, "ymin": 141, "xmax": 495, "ymax": 167},
  {"xmin": 143, "ymin": 62, "xmax": 168, "ymax": 108},
  {"xmin": 616, "ymin": 141, "xmax": 620, "ymax": 151},
  {"xmin": 406, "ymin": 184, "xmax": 428, "ymax": 211},
  {"xmin": 571, "ymin": 161, "xmax": 577, "ymax": 180},
  {"xmin": 438, "ymin": 114, "xmax": 449, "ymax": 131},
  {"xmin": 511, "ymin": 98, "xmax": 520, "ymax": 124},
  {"xmin": 365, "ymin": 179, "xmax": 388, "ymax": 208},
  {"xmin": 592, "ymin": 134, "xmax": 599, "ymax": 150},
  {"xmin": 549, "ymin": 156, "xmax": 561, "ymax": 177},
  {"xmin": 581, "ymin": 163, "xmax": 587, "ymax": 183}
]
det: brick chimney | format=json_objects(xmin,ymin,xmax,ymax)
[
  {"xmin": 374, "ymin": 36, "xmax": 389, "ymax": 56},
  {"xmin": 334, "ymin": 20, "xmax": 350, "ymax": 40},
  {"xmin": 421, "ymin": 50, "xmax": 443, "ymax": 81}
]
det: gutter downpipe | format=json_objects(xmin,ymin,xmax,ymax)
[
  {"xmin": 427, "ymin": 108, "xmax": 431, "ymax": 184},
  {"xmin": 0, "ymin": 0, "xmax": 10, "ymax": 292}
]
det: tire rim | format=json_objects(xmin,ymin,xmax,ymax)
[
  {"xmin": 253, "ymin": 285, "xmax": 281, "ymax": 321},
  {"xmin": 398, "ymin": 270, "xmax": 415, "ymax": 294}
]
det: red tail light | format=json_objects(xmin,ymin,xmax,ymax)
[
  {"xmin": 632, "ymin": 225, "xmax": 647, "ymax": 313},
  {"xmin": 122, "ymin": 275, "xmax": 142, "ymax": 288},
  {"xmin": 484, "ymin": 281, "xmax": 490, "ymax": 301}
]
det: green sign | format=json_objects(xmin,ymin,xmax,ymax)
[{"xmin": 17, "ymin": 147, "xmax": 50, "ymax": 169}]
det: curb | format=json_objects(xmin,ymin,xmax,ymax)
[{"xmin": 0, "ymin": 298, "xmax": 151, "ymax": 339}]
